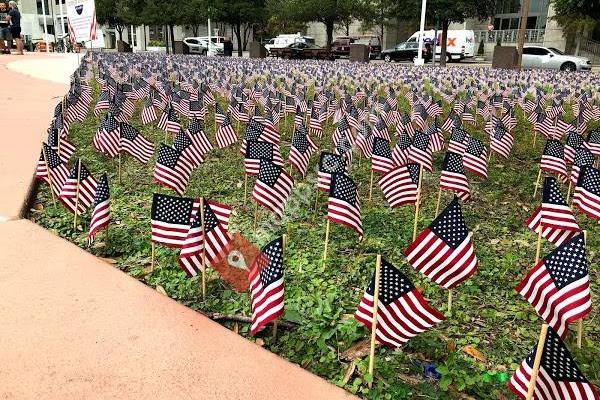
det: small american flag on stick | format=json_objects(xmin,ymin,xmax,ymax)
[
  {"xmin": 378, "ymin": 163, "xmax": 421, "ymax": 208},
  {"xmin": 151, "ymin": 193, "xmax": 196, "ymax": 248},
  {"xmin": 88, "ymin": 173, "xmax": 110, "ymax": 244},
  {"xmin": 252, "ymin": 159, "xmax": 294, "ymax": 218},
  {"xmin": 327, "ymin": 173, "xmax": 363, "ymax": 239},
  {"xmin": 573, "ymin": 166, "xmax": 600, "ymax": 222}
]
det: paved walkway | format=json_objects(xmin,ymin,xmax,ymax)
[{"xmin": 0, "ymin": 53, "xmax": 354, "ymax": 399}]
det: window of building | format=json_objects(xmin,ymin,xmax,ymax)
[{"xmin": 149, "ymin": 26, "xmax": 165, "ymax": 42}]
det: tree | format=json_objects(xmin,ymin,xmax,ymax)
[
  {"xmin": 358, "ymin": 0, "xmax": 399, "ymax": 44},
  {"xmin": 181, "ymin": 0, "xmax": 209, "ymax": 37},
  {"xmin": 96, "ymin": 0, "xmax": 128, "ymax": 42},
  {"xmin": 552, "ymin": 0, "xmax": 600, "ymax": 55},
  {"xmin": 396, "ymin": 0, "xmax": 497, "ymax": 66},
  {"xmin": 212, "ymin": 0, "xmax": 266, "ymax": 56}
]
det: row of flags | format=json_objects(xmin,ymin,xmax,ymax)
[{"xmin": 33, "ymin": 53, "xmax": 600, "ymax": 398}]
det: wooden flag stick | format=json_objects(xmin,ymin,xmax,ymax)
[
  {"xmin": 118, "ymin": 153, "xmax": 122, "ymax": 184},
  {"xmin": 150, "ymin": 241, "xmax": 155, "ymax": 272},
  {"xmin": 73, "ymin": 159, "xmax": 82, "ymax": 231},
  {"xmin": 566, "ymin": 181, "xmax": 572, "ymax": 202},
  {"xmin": 323, "ymin": 220, "xmax": 330, "ymax": 261},
  {"xmin": 367, "ymin": 254, "xmax": 382, "ymax": 389},
  {"xmin": 532, "ymin": 129, "xmax": 537, "ymax": 148},
  {"xmin": 368, "ymin": 169, "xmax": 374, "ymax": 201},
  {"xmin": 533, "ymin": 169, "xmax": 542, "ymax": 199},
  {"xmin": 412, "ymin": 165, "xmax": 424, "ymax": 241},
  {"xmin": 447, "ymin": 289, "xmax": 453, "ymax": 312},
  {"xmin": 199, "ymin": 197, "xmax": 207, "ymax": 300},
  {"xmin": 41, "ymin": 145, "xmax": 57, "ymax": 206},
  {"xmin": 525, "ymin": 324, "xmax": 549, "ymax": 400},
  {"xmin": 244, "ymin": 174, "xmax": 248, "ymax": 206},
  {"xmin": 534, "ymin": 224, "xmax": 543, "ymax": 265},
  {"xmin": 435, "ymin": 187, "xmax": 443, "ymax": 216}
]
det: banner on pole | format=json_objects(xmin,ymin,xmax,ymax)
[{"xmin": 66, "ymin": 0, "xmax": 104, "ymax": 47}]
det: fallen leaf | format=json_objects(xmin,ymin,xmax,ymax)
[
  {"xmin": 155, "ymin": 285, "xmax": 167, "ymax": 295},
  {"xmin": 342, "ymin": 361, "xmax": 356, "ymax": 385},
  {"xmin": 233, "ymin": 322, "xmax": 239, "ymax": 334},
  {"xmin": 34, "ymin": 203, "xmax": 44, "ymax": 211},
  {"xmin": 461, "ymin": 345, "xmax": 487, "ymax": 363},
  {"xmin": 255, "ymin": 338, "xmax": 265, "ymax": 346},
  {"xmin": 340, "ymin": 339, "xmax": 370, "ymax": 361},
  {"xmin": 99, "ymin": 257, "xmax": 117, "ymax": 264},
  {"xmin": 397, "ymin": 373, "xmax": 422, "ymax": 386}
]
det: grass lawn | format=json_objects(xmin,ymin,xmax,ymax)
[{"xmin": 30, "ymin": 85, "xmax": 600, "ymax": 399}]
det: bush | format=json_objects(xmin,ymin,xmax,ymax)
[{"xmin": 148, "ymin": 40, "xmax": 166, "ymax": 47}]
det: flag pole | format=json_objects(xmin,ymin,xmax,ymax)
[
  {"xmin": 435, "ymin": 186, "xmax": 442, "ymax": 216},
  {"xmin": 368, "ymin": 169, "xmax": 374, "ymax": 201},
  {"xmin": 525, "ymin": 324, "xmax": 549, "ymax": 400},
  {"xmin": 150, "ymin": 241, "xmax": 155, "ymax": 272},
  {"xmin": 199, "ymin": 197, "xmax": 207, "ymax": 300},
  {"xmin": 447, "ymin": 289, "xmax": 453, "ymax": 312},
  {"xmin": 323, "ymin": 219, "xmax": 330, "ymax": 261},
  {"xmin": 273, "ymin": 233, "xmax": 287, "ymax": 341},
  {"xmin": 73, "ymin": 158, "xmax": 81, "ymax": 230},
  {"xmin": 534, "ymin": 224, "xmax": 543, "ymax": 265},
  {"xmin": 41, "ymin": 145, "xmax": 57, "ymax": 206},
  {"xmin": 412, "ymin": 165, "xmax": 424, "ymax": 241},
  {"xmin": 367, "ymin": 254, "xmax": 382, "ymax": 389},
  {"xmin": 533, "ymin": 169, "xmax": 542, "ymax": 198}
]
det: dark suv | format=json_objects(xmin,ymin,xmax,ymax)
[{"xmin": 331, "ymin": 37, "xmax": 355, "ymax": 58}]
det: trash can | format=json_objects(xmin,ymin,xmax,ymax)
[{"xmin": 223, "ymin": 40, "xmax": 233, "ymax": 57}]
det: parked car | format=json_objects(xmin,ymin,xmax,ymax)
[
  {"xmin": 183, "ymin": 36, "xmax": 225, "ymax": 56},
  {"xmin": 265, "ymin": 33, "xmax": 315, "ymax": 55},
  {"xmin": 521, "ymin": 46, "xmax": 591, "ymax": 71},
  {"xmin": 270, "ymin": 42, "xmax": 333, "ymax": 60},
  {"xmin": 381, "ymin": 41, "xmax": 432, "ymax": 62},
  {"xmin": 331, "ymin": 36, "xmax": 355, "ymax": 58},
  {"xmin": 405, "ymin": 29, "xmax": 475, "ymax": 62}
]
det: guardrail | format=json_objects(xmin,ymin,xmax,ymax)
[{"xmin": 474, "ymin": 29, "xmax": 545, "ymax": 44}]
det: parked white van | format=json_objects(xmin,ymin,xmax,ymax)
[
  {"xmin": 406, "ymin": 30, "xmax": 475, "ymax": 62},
  {"xmin": 264, "ymin": 34, "xmax": 315, "ymax": 55}
]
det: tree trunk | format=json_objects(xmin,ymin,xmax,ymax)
[
  {"xmin": 439, "ymin": 19, "xmax": 449, "ymax": 67},
  {"xmin": 192, "ymin": 25, "xmax": 199, "ymax": 37},
  {"xmin": 325, "ymin": 20, "xmax": 334, "ymax": 50},
  {"xmin": 345, "ymin": 21, "xmax": 350, "ymax": 36},
  {"xmin": 242, "ymin": 24, "xmax": 251, "ymax": 51},
  {"xmin": 117, "ymin": 25, "xmax": 124, "ymax": 42},
  {"xmin": 169, "ymin": 24, "xmax": 175, "ymax": 54},
  {"xmin": 233, "ymin": 22, "xmax": 243, "ymax": 57},
  {"xmin": 164, "ymin": 25, "xmax": 169, "ymax": 54},
  {"xmin": 574, "ymin": 27, "xmax": 583, "ymax": 55}
]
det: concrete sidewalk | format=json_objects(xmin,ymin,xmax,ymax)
[{"xmin": 0, "ymin": 54, "xmax": 355, "ymax": 399}]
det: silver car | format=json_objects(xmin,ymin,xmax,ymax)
[{"xmin": 522, "ymin": 46, "xmax": 592, "ymax": 72}]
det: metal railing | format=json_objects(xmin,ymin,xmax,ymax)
[
  {"xmin": 474, "ymin": 29, "xmax": 545, "ymax": 45},
  {"xmin": 580, "ymin": 38, "xmax": 600, "ymax": 63}
]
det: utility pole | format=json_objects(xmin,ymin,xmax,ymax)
[
  {"xmin": 414, "ymin": 0, "xmax": 427, "ymax": 65},
  {"xmin": 515, "ymin": 0, "xmax": 531, "ymax": 68}
]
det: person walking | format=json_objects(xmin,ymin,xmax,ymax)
[
  {"xmin": 6, "ymin": 1, "xmax": 21, "ymax": 55},
  {"xmin": 0, "ymin": 2, "xmax": 11, "ymax": 54}
]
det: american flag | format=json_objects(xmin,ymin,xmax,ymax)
[
  {"xmin": 441, "ymin": 110, "xmax": 461, "ymax": 133},
  {"xmin": 88, "ymin": 173, "xmax": 110, "ymax": 244},
  {"xmin": 249, "ymin": 236, "xmax": 285, "ymax": 335},
  {"xmin": 392, "ymin": 132, "xmax": 412, "ymax": 167},
  {"xmin": 411, "ymin": 103, "xmax": 428, "ymax": 131},
  {"xmin": 373, "ymin": 118, "xmax": 391, "ymax": 141},
  {"xmin": 490, "ymin": 125, "xmax": 513, "ymax": 159},
  {"xmin": 541, "ymin": 140, "xmax": 568, "ymax": 183},
  {"xmin": 354, "ymin": 258, "xmax": 445, "ymax": 348},
  {"xmin": 157, "ymin": 106, "xmax": 181, "ymax": 135},
  {"xmin": 58, "ymin": 161, "xmax": 98, "ymax": 215},
  {"xmin": 327, "ymin": 173, "xmax": 363, "ymax": 239},
  {"xmin": 94, "ymin": 90, "xmax": 110, "ymax": 117},
  {"xmin": 371, "ymin": 137, "xmax": 395, "ymax": 174},
  {"xmin": 448, "ymin": 127, "xmax": 469, "ymax": 155},
  {"xmin": 317, "ymin": 152, "xmax": 346, "ymax": 192},
  {"xmin": 294, "ymin": 105, "xmax": 304, "ymax": 127},
  {"xmin": 151, "ymin": 193, "xmax": 196, "ymax": 248},
  {"xmin": 37, "ymin": 143, "xmax": 69, "ymax": 196},
  {"xmin": 289, "ymin": 125, "xmax": 317, "ymax": 177},
  {"xmin": 47, "ymin": 127, "xmax": 75, "ymax": 163},
  {"xmin": 188, "ymin": 99, "xmax": 205, "ymax": 120},
  {"xmin": 153, "ymin": 144, "xmax": 193, "ymax": 196},
  {"xmin": 404, "ymin": 196, "xmax": 478, "ymax": 289},
  {"xmin": 425, "ymin": 122, "xmax": 444, "ymax": 153},
  {"xmin": 245, "ymin": 141, "xmax": 283, "ymax": 176},
  {"xmin": 309, "ymin": 106, "xmax": 323, "ymax": 137},
  {"xmin": 178, "ymin": 199, "xmax": 232, "ymax": 277},
  {"xmin": 215, "ymin": 114, "xmax": 238, "ymax": 149},
  {"xmin": 333, "ymin": 116, "xmax": 353, "ymax": 147},
  {"xmin": 440, "ymin": 152, "xmax": 471, "ymax": 201},
  {"xmin": 252, "ymin": 159, "xmax": 294, "ymax": 218},
  {"xmin": 508, "ymin": 326, "xmax": 599, "ymax": 400},
  {"xmin": 94, "ymin": 114, "xmax": 120, "ymax": 157},
  {"xmin": 583, "ymin": 128, "xmax": 600, "ymax": 156},
  {"xmin": 564, "ymin": 131, "xmax": 584, "ymax": 165},
  {"xmin": 525, "ymin": 177, "xmax": 580, "ymax": 246},
  {"xmin": 214, "ymin": 103, "xmax": 226, "ymax": 125},
  {"xmin": 120, "ymin": 122, "xmax": 154, "ymax": 164},
  {"xmin": 355, "ymin": 121, "xmax": 374, "ymax": 159},
  {"xmin": 573, "ymin": 165, "xmax": 600, "ymax": 222},
  {"xmin": 240, "ymin": 119, "xmax": 279, "ymax": 155},
  {"xmin": 462, "ymin": 137, "xmax": 488, "ymax": 179},
  {"xmin": 571, "ymin": 146, "xmax": 595, "ymax": 186},
  {"xmin": 186, "ymin": 118, "xmax": 213, "ymax": 156},
  {"xmin": 174, "ymin": 130, "xmax": 204, "ymax": 168},
  {"xmin": 408, "ymin": 130, "xmax": 433, "ymax": 172},
  {"xmin": 334, "ymin": 131, "xmax": 353, "ymax": 167},
  {"xmin": 516, "ymin": 234, "xmax": 591, "ymax": 338},
  {"xmin": 378, "ymin": 163, "xmax": 421, "ymax": 208},
  {"xmin": 140, "ymin": 98, "xmax": 158, "ymax": 125}
]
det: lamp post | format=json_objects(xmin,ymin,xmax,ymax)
[{"xmin": 414, "ymin": 0, "xmax": 427, "ymax": 65}]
